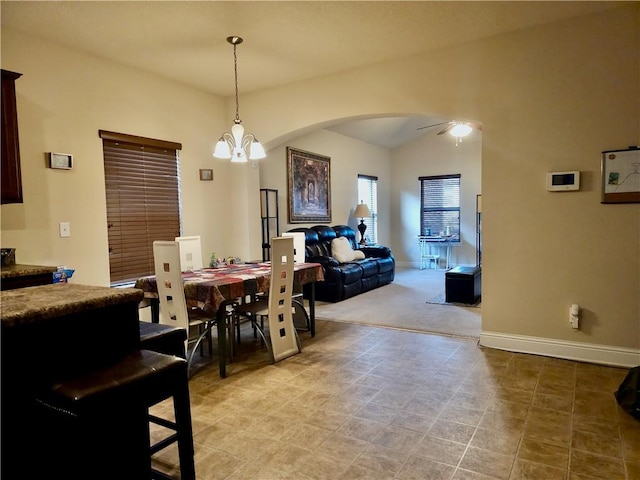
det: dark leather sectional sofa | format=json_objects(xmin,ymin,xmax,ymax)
[{"xmin": 287, "ymin": 225, "xmax": 395, "ymax": 303}]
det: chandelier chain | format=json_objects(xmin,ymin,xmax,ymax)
[
  {"xmin": 213, "ymin": 35, "xmax": 266, "ymax": 162},
  {"xmin": 233, "ymin": 43, "xmax": 240, "ymax": 123}
]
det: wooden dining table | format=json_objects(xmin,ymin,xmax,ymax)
[{"xmin": 134, "ymin": 261, "xmax": 324, "ymax": 377}]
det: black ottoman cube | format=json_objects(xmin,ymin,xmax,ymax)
[{"xmin": 445, "ymin": 266, "xmax": 481, "ymax": 304}]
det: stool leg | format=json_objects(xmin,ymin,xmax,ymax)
[{"xmin": 172, "ymin": 374, "xmax": 196, "ymax": 480}]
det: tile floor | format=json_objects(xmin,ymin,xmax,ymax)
[{"xmin": 150, "ymin": 320, "xmax": 640, "ymax": 480}]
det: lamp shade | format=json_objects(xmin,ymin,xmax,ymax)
[{"xmin": 353, "ymin": 203, "xmax": 372, "ymax": 218}]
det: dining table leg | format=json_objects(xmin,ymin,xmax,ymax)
[
  {"xmin": 216, "ymin": 300, "xmax": 233, "ymax": 378},
  {"xmin": 309, "ymin": 282, "xmax": 316, "ymax": 337}
]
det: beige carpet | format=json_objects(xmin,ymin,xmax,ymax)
[{"xmin": 314, "ymin": 267, "xmax": 482, "ymax": 338}]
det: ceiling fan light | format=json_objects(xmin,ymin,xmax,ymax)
[{"xmin": 449, "ymin": 123, "xmax": 473, "ymax": 137}]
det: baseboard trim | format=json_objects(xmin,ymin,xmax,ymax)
[{"xmin": 479, "ymin": 331, "xmax": 640, "ymax": 368}]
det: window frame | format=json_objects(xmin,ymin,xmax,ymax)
[{"xmin": 419, "ymin": 174, "xmax": 461, "ymax": 244}]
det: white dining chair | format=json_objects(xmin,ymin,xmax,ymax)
[
  {"xmin": 153, "ymin": 240, "xmax": 213, "ymax": 375},
  {"xmin": 233, "ymin": 237, "xmax": 301, "ymax": 363},
  {"xmin": 175, "ymin": 236, "xmax": 203, "ymax": 272}
]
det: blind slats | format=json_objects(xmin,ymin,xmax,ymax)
[
  {"xmin": 103, "ymin": 137, "xmax": 181, "ymax": 284},
  {"xmin": 420, "ymin": 174, "xmax": 461, "ymax": 241},
  {"xmin": 358, "ymin": 175, "xmax": 377, "ymax": 244}
]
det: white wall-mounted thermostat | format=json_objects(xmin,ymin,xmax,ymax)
[{"xmin": 546, "ymin": 171, "xmax": 580, "ymax": 191}]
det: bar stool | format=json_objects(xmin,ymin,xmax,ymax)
[
  {"xmin": 139, "ymin": 320, "xmax": 187, "ymax": 358},
  {"xmin": 34, "ymin": 349, "xmax": 195, "ymax": 480}
]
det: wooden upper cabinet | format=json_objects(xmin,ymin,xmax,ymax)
[{"xmin": 1, "ymin": 69, "xmax": 23, "ymax": 204}]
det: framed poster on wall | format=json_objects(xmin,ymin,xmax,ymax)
[
  {"xmin": 601, "ymin": 148, "xmax": 640, "ymax": 204},
  {"xmin": 287, "ymin": 147, "xmax": 331, "ymax": 223}
]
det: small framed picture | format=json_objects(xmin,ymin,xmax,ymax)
[
  {"xmin": 48, "ymin": 152, "xmax": 73, "ymax": 170},
  {"xmin": 199, "ymin": 169, "xmax": 213, "ymax": 181}
]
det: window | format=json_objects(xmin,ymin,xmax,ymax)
[
  {"xmin": 358, "ymin": 174, "xmax": 378, "ymax": 244},
  {"xmin": 100, "ymin": 130, "xmax": 182, "ymax": 285},
  {"xmin": 419, "ymin": 174, "xmax": 461, "ymax": 243}
]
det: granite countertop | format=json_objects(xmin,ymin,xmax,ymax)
[
  {"xmin": 1, "ymin": 264, "xmax": 58, "ymax": 278},
  {"xmin": 0, "ymin": 283, "xmax": 143, "ymax": 328}
]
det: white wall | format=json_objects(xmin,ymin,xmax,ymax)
[
  {"xmin": 2, "ymin": 6, "xmax": 638, "ymax": 363},
  {"xmin": 260, "ymin": 129, "xmax": 392, "ymax": 245},
  {"xmin": 237, "ymin": 6, "xmax": 639, "ymax": 357},
  {"xmin": 0, "ymin": 28, "xmax": 259, "ymax": 285},
  {"xmin": 260, "ymin": 125, "xmax": 481, "ymax": 270},
  {"xmin": 392, "ymin": 131, "xmax": 482, "ymax": 267}
]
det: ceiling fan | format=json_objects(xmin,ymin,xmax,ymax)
[{"xmin": 417, "ymin": 120, "xmax": 482, "ymax": 136}]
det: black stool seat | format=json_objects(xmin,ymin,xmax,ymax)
[
  {"xmin": 44, "ymin": 349, "xmax": 185, "ymax": 411},
  {"xmin": 36, "ymin": 349, "xmax": 195, "ymax": 480},
  {"xmin": 139, "ymin": 321, "xmax": 187, "ymax": 358}
]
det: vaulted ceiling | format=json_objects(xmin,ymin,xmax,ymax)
[{"xmin": 2, "ymin": 1, "xmax": 622, "ymax": 148}]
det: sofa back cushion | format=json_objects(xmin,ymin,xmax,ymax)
[
  {"xmin": 333, "ymin": 225, "xmax": 359, "ymax": 249},
  {"xmin": 311, "ymin": 226, "xmax": 336, "ymax": 257},
  {"xmin": 286, "ymin": 225, "xmax": 364, "ymax": 260}
]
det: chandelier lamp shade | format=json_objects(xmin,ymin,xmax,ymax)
[
  {"xmin": 213, "ymin": 36, "xmax": 266, "ymax": 163},
  {"xmin": 353, "ymin": 201, "xmax": 372, "ymax": 245}
]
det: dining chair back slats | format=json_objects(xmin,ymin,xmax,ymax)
[
  {"xmin": 154, "ymin": 241, "xmax": 190, "ymax": 331},
  {"xmin": 175, "ymin": 236, "xmax": 203, "ymax": 272},
  {"xmin": 153, "ymin": 240, "xmax": 215, "ymax": 375},
  {"xmin": 266, "ymin": 237, "xmax": 300, "ymax": 362}
]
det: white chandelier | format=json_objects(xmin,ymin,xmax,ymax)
[{"xmin": 213, "ymin": 36, "xmax": 266, "ymax": 163}]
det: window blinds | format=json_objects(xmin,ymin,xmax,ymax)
[
  {"xmin": 100, "ymin": 130, "xmax": 182, "ymax": 284},
  {"xmin": 358, "ymin": 174, "xmax": 378, "ymax": 244},
  {"xmin": 419, "ymin": 174, "xmax": 461, "ymax": 241}
]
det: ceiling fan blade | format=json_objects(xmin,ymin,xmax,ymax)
[
  {"xmin": 437, "ymin": 123, "xmax": 454, "ymax": 135},
  {"xmin": 416, "ymin": 121, "xmax": 450, "ymax": 131}
]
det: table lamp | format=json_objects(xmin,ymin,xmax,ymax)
[{"xmin": 353, "ymin": 201, "xmax": 372, "ymax": 245}]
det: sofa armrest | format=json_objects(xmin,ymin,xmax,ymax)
[
  {"xmin": 359, "ymin": 245, "xmax": 392, "ymax": 258},
  {"xmin": 306, "ymin": 255, "xmax": 340, "ymax": 268}
]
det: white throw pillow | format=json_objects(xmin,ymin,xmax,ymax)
[
  {"xmin": 352, "ymin": 249, "xmax": 365, "ymax": 260},
  {"xmin": 331, "ymin": 236, "xmax": 356, "ymax": 263}
]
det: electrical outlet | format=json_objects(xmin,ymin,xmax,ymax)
[
  {"xmin": 59, "ymin": 222, "xmax": 71, "ymax": 238},
  {"xmin": 569, "ymin": 304, "xmax": 580, "ymax": 329}
]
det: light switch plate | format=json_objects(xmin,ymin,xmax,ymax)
[{"xmin": 59, "ymin": 222, "xmax": 71, "ymax": 238}]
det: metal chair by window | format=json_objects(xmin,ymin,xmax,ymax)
[{"xmin": 418, "ymin": 236, "xmax": 440, "ymax": 270}]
